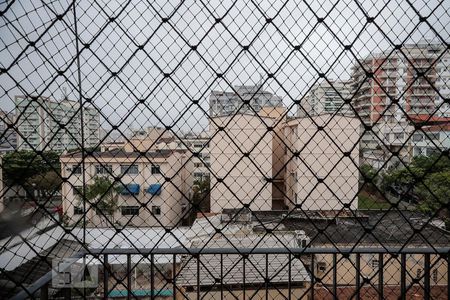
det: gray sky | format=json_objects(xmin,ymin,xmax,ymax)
[{"xmin": 1, "ymin": 0, "xmax": 449, "ymax": 135}]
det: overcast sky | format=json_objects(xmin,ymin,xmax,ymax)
[{"xmin": 1, "ymin": 0, "xmax": 449, "ymax": 135}]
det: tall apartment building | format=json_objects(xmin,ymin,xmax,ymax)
[
  {"xmin": 180, "ymin": 132, "xmax": 211, "ymax": 182},
  {"xmin": 298, "ymin": 79, "xmax": 353, "ymax": 117},
  {"xmin": 351, "ymin": 41, "xmax": 450, "ymax": 164},
  {"xmin": 60, "ymin": 149, "xmax": 193, "ymax": 227},
  {"xmin": 15, "ymin": 95, "xmax": 100, "ymax": 151},
  {"xmin": 0, "ymin": 110, "xmax": 17, "ymax": 152},
  {"xmin": 209, "ymin": 84, "xmax": 283, "ymax": 117}
]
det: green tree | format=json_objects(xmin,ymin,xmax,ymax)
[
  {"xmin": 2, "ymin": 150, "xmax": 61, "ymax": 186},
  {"xmin": 79, "ymin": 176, "xmax": 119, "ymax": 225}
]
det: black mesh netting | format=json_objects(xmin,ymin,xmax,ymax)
[{"xmin": 0, "ymin": 1, "xmax": 450, "ymax": 299}]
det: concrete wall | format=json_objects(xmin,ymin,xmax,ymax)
[
  {"xmin": 285, "ymin": 114, "xmax": 360, "ymax": 210},
  {"xmin": 209, "ymin": 114, "xmax": 274, "ymax": 213},
  {"xmin": 61, "ymin": 152, "xmax": 193, "ymax": 227}
]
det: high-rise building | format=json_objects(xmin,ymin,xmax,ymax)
[
  {"xmin": 352, "ymin": 41, "xmax": 449, "ymax": 124},
  {"xmin": 14, "ymin": 95, "xmax": 101, "ymax": 151},
  {"xmin": 298, "ymin": 79, "xmax": 353, "ymax": 117},
  {"xmin": 0, "ymin": 110, "xmax": 17, "ymax": 152},
  {"xmin": 351, "ymin": 41, "xmax": 450, "ymax": 165},
  {"xmin": 209, "ymin": 84, "xmax": 283, "ymax": 117}
]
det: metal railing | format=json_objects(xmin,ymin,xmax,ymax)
[{"xmin": 1, "ymin": 0, "xmax": 450, "ymax": 299}]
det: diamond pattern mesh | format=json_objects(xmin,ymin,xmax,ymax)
[{"xmin": 0, "ymin": 0, "xmax": 450, "ymax": 299}]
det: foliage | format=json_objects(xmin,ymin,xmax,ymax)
[
  {"xmin": 80, "ymin": 176, "xmax": 119, "ymax": 223},
  {"xmin": 2, "ymin": 150, "xmax": 62, "ymax": 199},
  {"xmin": 381, "ymin": 154, "xmax": 450, "ymax": 227},
  {"xmin": 358, "ymin": 193, "xmax": 391, "ymax": 210}
]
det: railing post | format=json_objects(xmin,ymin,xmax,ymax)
[
  {"xmin": 333, "ymin": 253, "xmax": 337, "ymax": 300},
  {"xmin": 151, "ymin": 254, "xmax": 155, "ymax": 300},
  {"xmin": 310, "ymin": 254, "xmax": 315, "ymax": 300},
  {"xmin": 378, "ymin": 253, "xmax": 383, "ymax": 300},
  {"xmin": 104, "ymin": 254, "xmax": 109, "ymax": 299},
  {"xmin": 401, "ymin": 254, "xmax": 406, "ymax": 300},
  {"xmin": 424, "ymin": 254, "xmax": 430, "ymax": 300},
  {"xmin": 127, "ymin": 254, "xmax": 131, "ymax": 300},
  {"xmin": 356, "ymin": 253, "xmax": 360, "ymax": 300},
  {"xmin": 173, "ymin": 254, "xmax": 176, "ymax": 300},
  {"xmin": 40, "ymin": 283, "xmax": 48, "ymax": 300}
]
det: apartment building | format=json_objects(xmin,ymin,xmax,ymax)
[
  {"xmin": 15, "ymin": 95, "xmax": 100, "ymax": 151},
  {"xmin": 209, "ymin": 83, "xmax": 283, "ymax": 117},
  {"xmin": 284, "ymin": 114, "xmax": 360, "ymax": 210},
  {"xmin": 298, "ymin": 79, "xmax": 353, "ymax": 117},
  {"xmin": 209, "ymin": 113, "xmax": 276, "ymax": 213},
  {"xmin": 180, "ymin": 132, "xmax": 210, "ymax": 182},
  {"xmin": 351, "ymin": 41, "xmax": 450, "ymax": 164},
  {"xmin": 412, "ymin": 123, "xmax": 450, "ymax": 157},
  {"xmin": 0, "ymin": 110, "xmax": 16, "ymax": 152},
  {"xmin": 60, "ymin": 149, "xmax": 193, "ymax": 227}
]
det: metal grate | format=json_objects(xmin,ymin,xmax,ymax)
[{"xmin": 0, "ymin": 0, "xmax": 450, "ymax": 299}]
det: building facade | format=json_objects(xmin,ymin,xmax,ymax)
[
  {"xmin": 284, "ymin": 114, "xmax": 360, "ymax": 210},
  {"xmin": 209, "ymin": 84, "xmax": 283, "ymax": 117},
  {"xmin": 209, "ymin": 114, "xmax": 275, "ymax": 213},
  {"xmin": 180, "ymin": 132, "xmax": 211, "ymax": 182},
  {"xmin": 0, "ymin": 110, "xmax": 16, "ymax": 152},
  {"xmin": 351, "ymin": 41, "xmax": 450, "ymax": 165},
  {"xmin": 298, "ymin": 79, "xmax": 353, "ymax": 117},
  {"xmin": 15, "ymin": 95, "xmax": 100, "ymax": 151},
  {"xmin": 60, "ymin": 149, "xmax": 194, "ymax": 227}
]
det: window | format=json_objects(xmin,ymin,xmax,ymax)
[
  {"xmin": 416, "ymin": 268, "xmax": 422, "ymax": 279},
  {"xmin": 73, "ymin": 186, "xmax": 82, "ymax": 196},
  {"xmin": 151, "ymin": 165, "xmax": 161, "ymax": 174},
  {"xmin": 73, "ymin": 206, "xmax": 84, "ymax": 215},
  {"xmin": 121, "ymin": 206, "xmax": 139, "ymax": 216},
  {"xmin": 152, "ymin": 206, "xmax": 161, "ymax": 216},
  {"xmin": 95, "ymin": 164, "xmax": 112, "ymax": 175},
  {"xmin": 121, "ymin": 164, "xmax": 139, "ymax": 175},
  {"xmin": 412, "ymin": 133, "xmax": 423, "ymax": 142},
  {"xmin": 194, "ymin": 172, "xmax": 203, "ymax": 178},
  {"xmin": 432, "ymin": 269, "xmax": 438, "ymax": 282},
  {"xmin": 393, "ymin": 133, "xmax": 403, "ymax": 140},
  {"xmin": 317, "ymin": 262, "xmax": 327, "ymax": 273},
  {"xmin": 371, "ymin": 258, "xmax": 379, "ymax": 269},
  {"xmin": 193, "ymin": 143, "xmax": 203, "ymax": 148},
  {"xmin": 72, "ymin": 165, "xmax": 82, "ymax": 174},
  {"xmin": 194, "ymin": 163, "xmax": 202, "ymax": 168}
]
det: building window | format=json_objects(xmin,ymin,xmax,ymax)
[
  {"xmin": 72, "ymin": 165, "xmax": 82, "ymax": 174},
  {"xmin": 73, "ymin": 206, "xmax": 84, "ymax": 215},
  {"xmin": 412, "ymin": 133, "xmax": 423, "ymax": 142},
  {"xmin": 121, "ymin": 206, "xmax": 140, "ymax": 216},
  {"xmin": 73, "ymin": 186, "xmax": 82, "ymax": 196},
  {"xmin": 317, "ymin": 262, "xmax": 326, "ymax": 273},
  {"xmin": 393, "ymin": 133, "xmax": 403, "ymax": 140},
  {"xmin": 432, "ymin": 269, "xmax": 438, "ymax": 282},
  {"xmin": 194, "ymin": 172, "xmax": 203, "ymax": 179},
  {"xmin": 151, "ymin": 165, "xmax": 161, "ymax": 174},
  {"xmin": 152, "ymin": 206, "xmax": 161, "ymax": 216},
  {"xmin": 371, "ymin": 258, "xmax": 379, "ymax": 269},
  {"xmin": 416, "ymin": 268, "xmax": 422, "ymax": 279},
  {"xmin": 121, "ymin": 164, "xmax": 139, "ymax": 175},
  {"xmin": 95, "ymin": 164, "xmax": 112, "ymax": 175}
]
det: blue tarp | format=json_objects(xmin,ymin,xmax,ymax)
[
  {"xmin": 120, "ymin": 183, "xmax": 140, "ymax": 195},
  {"xmin": 147, "ymin": 183, "xmax": 162, "ymax": 195}
]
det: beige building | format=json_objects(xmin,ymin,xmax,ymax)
[
  {"xmin": 60, "ymin": 149, "xmax": 193, "ymax": 227},
  {"xmin": 209, "ymin": 113, "xmax": 278, "ymax": 213},
  {"xmin": 284, "ymin": 114, "xmax": 361, "ymax": 210}
]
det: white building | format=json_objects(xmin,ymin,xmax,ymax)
[
  {"xmin": 180, "ymin": 132, "xmax": 210, "ymax": 182},
  {"xmin": 15, "ymin": 95, "xmax": 100, "ymax": 151},
  {"xmin": 0, "ymin": 111, "xmax": 16, "ymax": 153},
  {"xmin": 298, "ymin": 79, "xmax": 353, "ymax": 117},
  {"xmin": 60, "ymin": 149, "xmax": 193, "ymax": 227},
  {"xmin": 209, "ymin": 84, "xmax": 283, "ymax": 117}
]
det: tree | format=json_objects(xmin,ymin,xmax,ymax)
[
  {"xmin": 79, "ymin": 176, "xmax": 119, "ymax": 226},
  {"xmin": 2, "ymin": 150, "xmax": 61, "ymax": 186}
]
